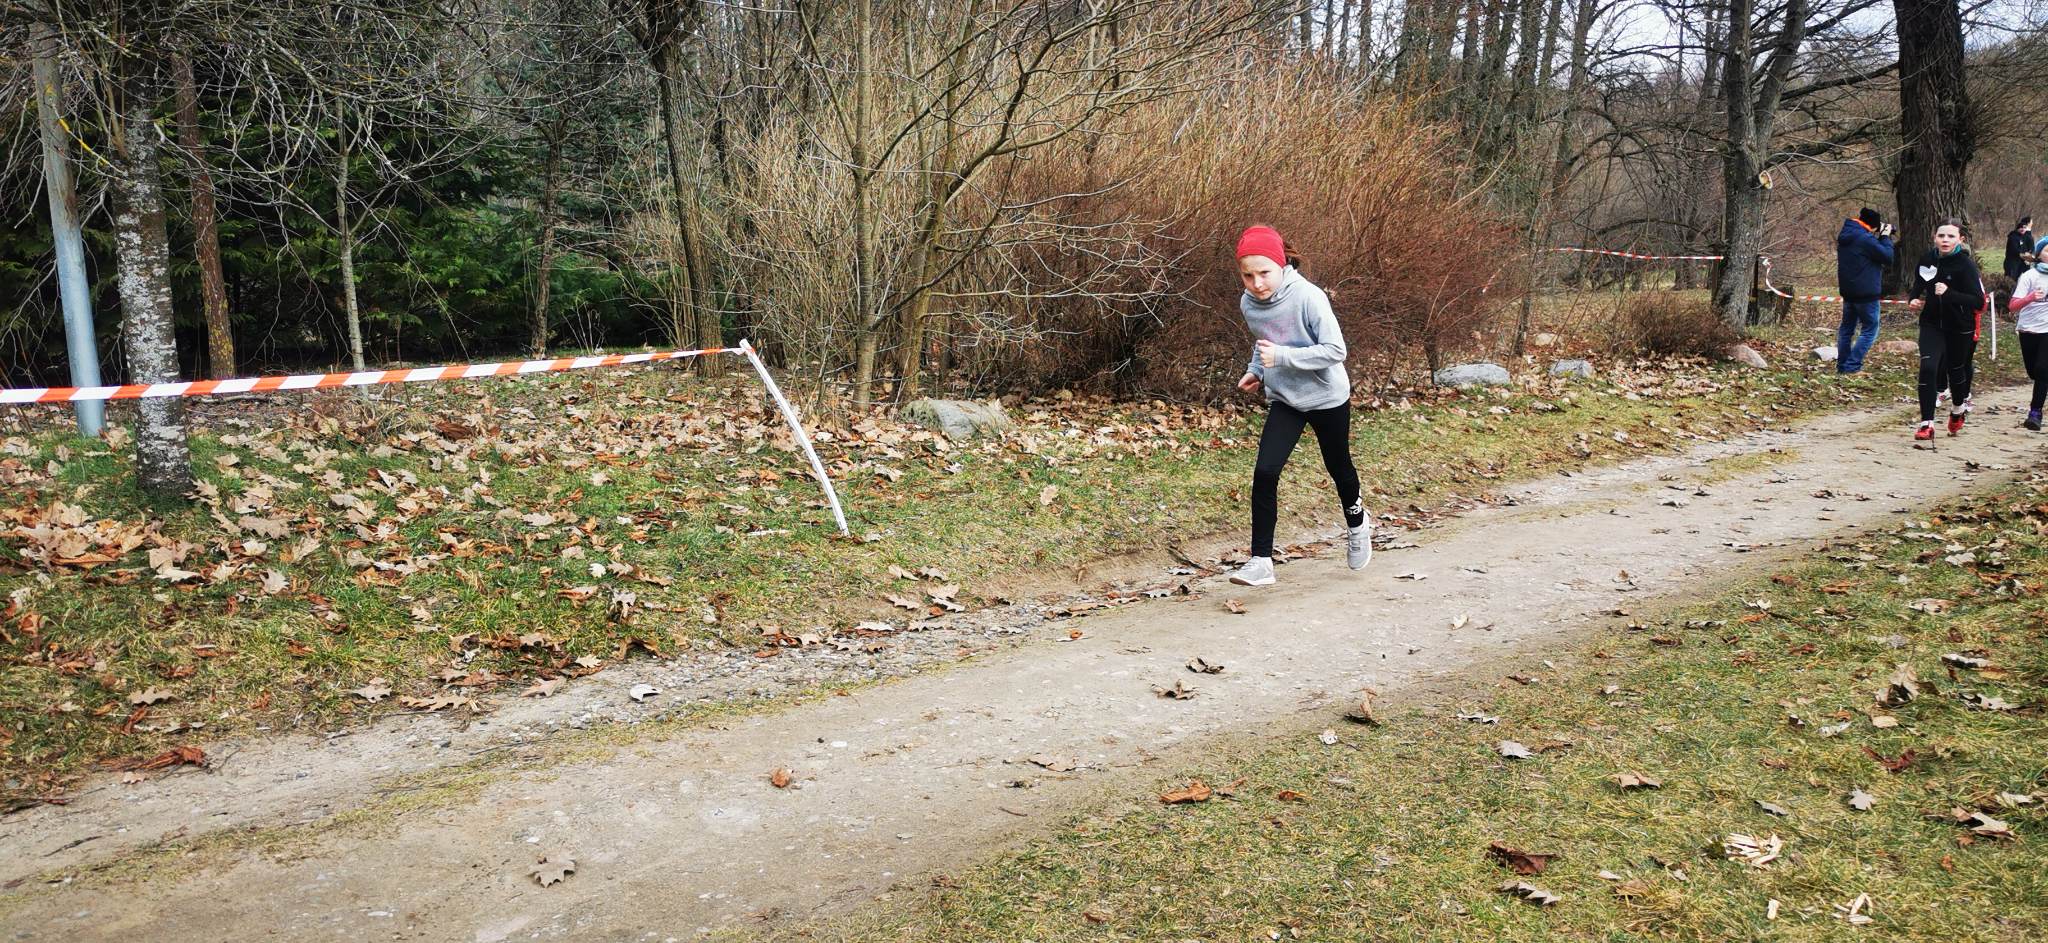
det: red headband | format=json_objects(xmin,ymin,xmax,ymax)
[{"xmin": 1236, "ymin": 226, "xmax": 1286, "ymax": 266}]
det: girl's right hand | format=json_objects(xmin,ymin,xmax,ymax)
[
  {"xmin": 1909, "ymin": 298, "xmax": 1925, "ymax": 310},
  {"xmin": 1237, "ymin": 372, "xmax": 1261, "ymax": 393}
]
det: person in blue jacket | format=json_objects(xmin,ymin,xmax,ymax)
[{"xmin": 1834, "ymin": 207, "xmax": 1895, "ymax": 374}]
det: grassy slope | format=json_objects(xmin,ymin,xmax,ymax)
[
  {"xmin": 751, "ymin": 470, "xmax": 2048, "ymax": 943},
  {"xmin": 0, "ymin": 333, "xmax": 2020, "ymax": 803}
]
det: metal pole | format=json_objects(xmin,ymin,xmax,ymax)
[
  {"xmin": 32, "ymin": 26, "xmax": 104, "ymax": 437},
  {"xmin": 738, "ymin": 339, "xmax": 851, "ymax": 535}
]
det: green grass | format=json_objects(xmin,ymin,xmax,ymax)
[
  {"xmin": 741, "ymin": 468, "xmax": 2048, "ymax": 943},
  {"xmin": 0, "ymin": 337, "xmax": 2021, "ymax": 803}
]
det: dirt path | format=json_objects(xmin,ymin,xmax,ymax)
[{"xmin": 3, "ymin": 390, "xmax": 2044, "ymax": 941}]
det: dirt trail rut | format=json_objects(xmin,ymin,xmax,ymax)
[{"xmin": 3, "ymin": 390, "xmax": 2044, "ymax": 942}]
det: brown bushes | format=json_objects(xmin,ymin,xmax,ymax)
[
  {"xmin": 946, "ymin": 62, "xmax": 1525, "ymax": 399},
  {"xmin": 1599, "ymin": 292, "xmax": 1742, "ymax": 358}
]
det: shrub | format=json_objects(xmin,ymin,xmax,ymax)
[{"xmin": 1600, "ymin": 292, "xmax": 1742, "ymax": 358}]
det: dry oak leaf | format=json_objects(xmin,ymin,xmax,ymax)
[
  {"xmin": 1723, "ymin": 832, "xmax": 1784, "ymax": 869},
  {"xmin": 1847, "ymin": 789, "xmax": 1877, "ymax": 811},
  {"xmin": 520, "ymin": 677, "xmax": 564, "ymax": 698},
  {"xmin": 127, "ymin": 686, "xmax": 175, "ymax": 706},
  {"xmin": 1486, "ymin": 841, "xmax": 1558, "ymax": 875},
  {"xmin": 399, "ymin": 693, "xmax": 475, "ymax": 712},
  {"xmin": 1187, "ymin": 657, "xmax": 1225, "ymax": 674},
  {"xmin": 1497, "ymin": 740, "xmax": 1535, "ymax": 759},
  {"xmin": 1223, "ymin": 598, "xmax": 1248, "ymax": 615},
  {"xmin": 1610, "ymin": 771, "xmax": 1662, "ymax": 790},
  {"xmin": 529, "ymin": 855, "xmax": 575, "ymax": 888},
  {"xmin": 1152, "ymin": 680, "xmax": 1198, "ymax": 700},
  {"xmin": 883, "ymin": 593, "xmax": 922, "ymax": 611},
  {"xmin": 351, "ymin": 679, "xmax": 393, "ymax": 702},
  {"xmin": 1158, "ymin": 780, "xmax": 1213, "ymax": 804},
  {"xmin": 1343, "ymin": 691, "xmax": 1381, "ymax": 726},
  {"xmin": 1877, "ymin": 663, "xmax": 1926, "ymax": 706},
  {"xmin": 769, "ymin": 768, "xmax": 794, "ymax": 789},
  {"xmin": 1025, "ymin": 753, "xmax": 1078, "ymax": 773},
  {"xmin": 1038, "ymin": 485, "xmax": 1059, "ymax": 507},
  {"xmin": 1497, "ymin": 881, "xmax": 1560, "ymax": 906}
]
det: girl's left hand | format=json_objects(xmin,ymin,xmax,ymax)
[{"xmin": 1256, "ymin": 339, "xmax": 1280, "ymax": 368}]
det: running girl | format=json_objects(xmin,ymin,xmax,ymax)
[
  {"xmin": 2010, "ymin": 235, "xmax": 2048, "ymax": 431},
  {"xmin": 1228, "ymin": 225, "xmax": 1372, "ymax": 586},
  {"xmin": 1907, "ymin": 221, "xmax": 1985, "ymax": 443}
]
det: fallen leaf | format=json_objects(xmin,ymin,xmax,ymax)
[
  {"xmin": 1497, "ymin": 881, "xmax": 1560, "ymax": 906},
  {"xmin": 1158, "ymin": 779, "xmax": 1213, "ymax": 804},
  {"xmin": 769, "ymin": 767, "xmax": 793, "ymax": 789},
  {"xmin": 1877, "ymin": 663, "xmax": 1924, "ymax": 706},
  {"xmin": 1223, "ymin": 598, "xmax": 1247, "ymax": 615},
  {"xmin": 1834, "ymin": 892, "xmax": 1874, "ymax": 926},
  {"xmin": 1863, "ymin": 746, "xmax": 1919, "ymax": 773},
  {"xmin": 883, "ymin": 593, "xmax": 922, "ymax": 610},
  {"xmin": 1275, "ymin": 789, "xmax": 1310, "ymax": 802},
  {"xmin": 351, "ymin": 679, "xmax": 393, "ymax": 702},
  {"xmin": 1946, "ymin": 807, "xmax": 2013, "ymax": 839},
  {"xmin": 1756, "ymin": 800, "xmax": 1792, "ymax": 818},
  {"xmin": 1724, "ymin": 832, "xmax": 1784, "ymax": 868},
  {"xmin": 1486, "ymin": 841, "xmax": 1558, "ymax": 875},
  {"xmin": 520, "ymin": 678, "xmax": 563, "ymax": 698},
  {"xmin": 1186, "ymin": 657, "xmax": 1225, "ymax": 674},
  {"xmin": 1152, "ymin": 680, "xmax": 1197, "ymax": 700},
  {"xmin": 628, "ymin": 683, "xmax": 659, "ymax": 702},
  {"xmin": 1026, "ymin": 753, "xmax": 1078, "ymax": 772},
  {"xmin": 1957, "ymin": 692, "xmax": 2020, "ymax": 711},
  {"xmin": 1847, "ymin": 789, "xmax": 1876, "ymax": 811},
  {"xmin": 1908, "ymin": 597, "xmax": 1952, "ymax": 614},
  {"xmin": 398, "ymin": 693, "xmax": 476, "ymax": 712},
  {"xmin": 1038, "ymin": 485, "xmax": 1059, "ymax": 506},
  {"xmin": 127, "ymin": 686, "xmax": 175, "ymax": 706},
  {"xmin": 1497, "ymin": 740, "xmax": 1534, "ymax": 759},
  {"xmin": 529, "ymin": 855, "xmax": 575, "ymax": 887},
  {"xmin": 1344, "ymin": 691, "xmax": 1381, "ymax": 725},
  {"xmin": 1869, "ymin": 714, "xmax": 1899, "ymax": 729},
  {"xmin": 1610, "ymin": 771, "xmax": 1662, "ymax": 790},
  {"xmin": 1318, "ymin": 728, "xmax": 1339, "ymax": 745}
]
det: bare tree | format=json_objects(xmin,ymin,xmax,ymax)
[{"xmin": 1892, "ymin": 0, "xmax": 1973, "ymax": 272}]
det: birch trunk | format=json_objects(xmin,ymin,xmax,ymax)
[{"xmin": 111, "ymin": 77, "xmax": 194, "ymax": 497}]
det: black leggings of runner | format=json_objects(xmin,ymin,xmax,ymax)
[
  {"xmin": 1917, "ymin": 322, "xmax": 1978, "ymax": 422},
  {"xmin": 1251, "ymin": 400, "xmax": 1364, "ymax": 558},
  {"xmin": 2022, "ymin": 331, "xmax": 2048, "ymax": 413}
]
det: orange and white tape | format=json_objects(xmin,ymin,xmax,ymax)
[
  {"xmin": 2, "ymin": 347, "xmax": 735, "ymax": 405},
  {"xmin": 1550, "ymin": 247, "xmax": 1727, "ymax": 262},
  {"xmin": 1757, "ymin": 257, "xmax": 1914, "ymax": 306}
]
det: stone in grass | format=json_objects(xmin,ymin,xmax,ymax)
[
  {"xmin": 1876, "ymin": 339, "xmax": 1919, "ymax": 356},
  {"xmin": 1548, "ymin": 359, "xmax": 1595, "ymax": 379},
  {"xmin": 900, "ymin": 399, "xmax": 1013, "ymax": 440},
  {"xmin": 1812, "ymin": 345, "xmax": 1838, "ymax": 362},
  {"xmin": 1433, "ymin": 362, "xmax": 1512, "ymax": 387},
  {"xmin": 1723, "ymin": 344, "xmax": 1768, "ymax": 369}
]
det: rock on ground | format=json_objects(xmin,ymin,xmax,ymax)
[
  {"xmin": 1813, "ymin": 345, "xmax": 1838, "ymax": 362},
  {"xmin": 1549, "ymin": 359, "xmax": 1594, "ymax": 379},
  {"xmin": 1530, "ymin": 332, "xmax": 1559, "ymax": 348},
  {"xmin": 901, "ymin": 398, "xmax": 1013, "ymax": 440},
  {"xmin": 1724, "ymin": 344, "xmax": 1768, "ymax": 369},
  {"xmin": 1433, "ymin": 363, "xmax": 1512, "ymax": 387},
  {"xmin": 1877, "ymin": 339, "xmax": 1920, "ymax": 355}
]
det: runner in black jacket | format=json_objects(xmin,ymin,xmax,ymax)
[{"xmin": 1908, "ymin": 222, "xmax": 1986, "ymax": 443}]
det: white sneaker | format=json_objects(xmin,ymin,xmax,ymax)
[
  {"xmin": 1229, "ymin": 556, "xmax": 1276, "ymax": 586},
  {"xmin": 1346, "ymin": 516, "xmax": 1373, "ymax": 571}
]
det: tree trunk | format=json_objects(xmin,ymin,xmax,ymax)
[
  {"xmin": 32, "ymin": 24, "xmax": 106, "ymax": 437},
  {"xmin": 531, "ymin": 119, "xmax": 565, "ymax": 358},
  {"xmin": 1892, "ymin": 0, "xmax": 1973, "ymax": 283},
  {"xmin": 1517, "ymin": 0, "xmax": 1596, "ymax": 354},
  {"xmin": 651, "ymin": 39, "xmax": 720, "ymax": 374},
  {"xmin": 1712, "ymin": 0, "xmax": 1808, "ymax": 329},
  {"xmin": 335, "ymin": 130, "xmax": 366, "ymax": 372},
  {"xmin": 1298, "ymin": 1, "xmax": 1313, "ymax": 50},
  {"xmin": 849, "ymin": 0, "xmax": 880, "ymax": 411},
  {"xmin": 172, "ymin": 54, "xmax": 234, "ymax": 380},
  {"xmin": 111, "ymin": 67, "xmax": 194, "ymax": 497},
  {"xmin": 1357, "ymin": 0, "xmax": 1373, "ymax": 72}
]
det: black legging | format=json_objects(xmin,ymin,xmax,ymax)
[
  {"xmin": 1251, "ymin": 400, "xmax": 1364, "ymax": 557},
  {"xmin": 1917, "ymin": 322, "xmax": 1978, "ymax": 422},
  {"xmin": 2022, "ymin": 331, "xmax": 2048, "ymax": 413}
]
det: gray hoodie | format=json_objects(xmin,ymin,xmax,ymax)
[{"xmin": 1243, "ymin": 267, "xmax": 1351, "ymax": 411}]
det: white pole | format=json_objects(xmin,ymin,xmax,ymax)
[
  {"xmin": 738, "ymin": 339, "xmax": 851, "ymax": 535},
  {"xmin": 32, "ymin": 27, "xmax": 104, "ymax": 437}
]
